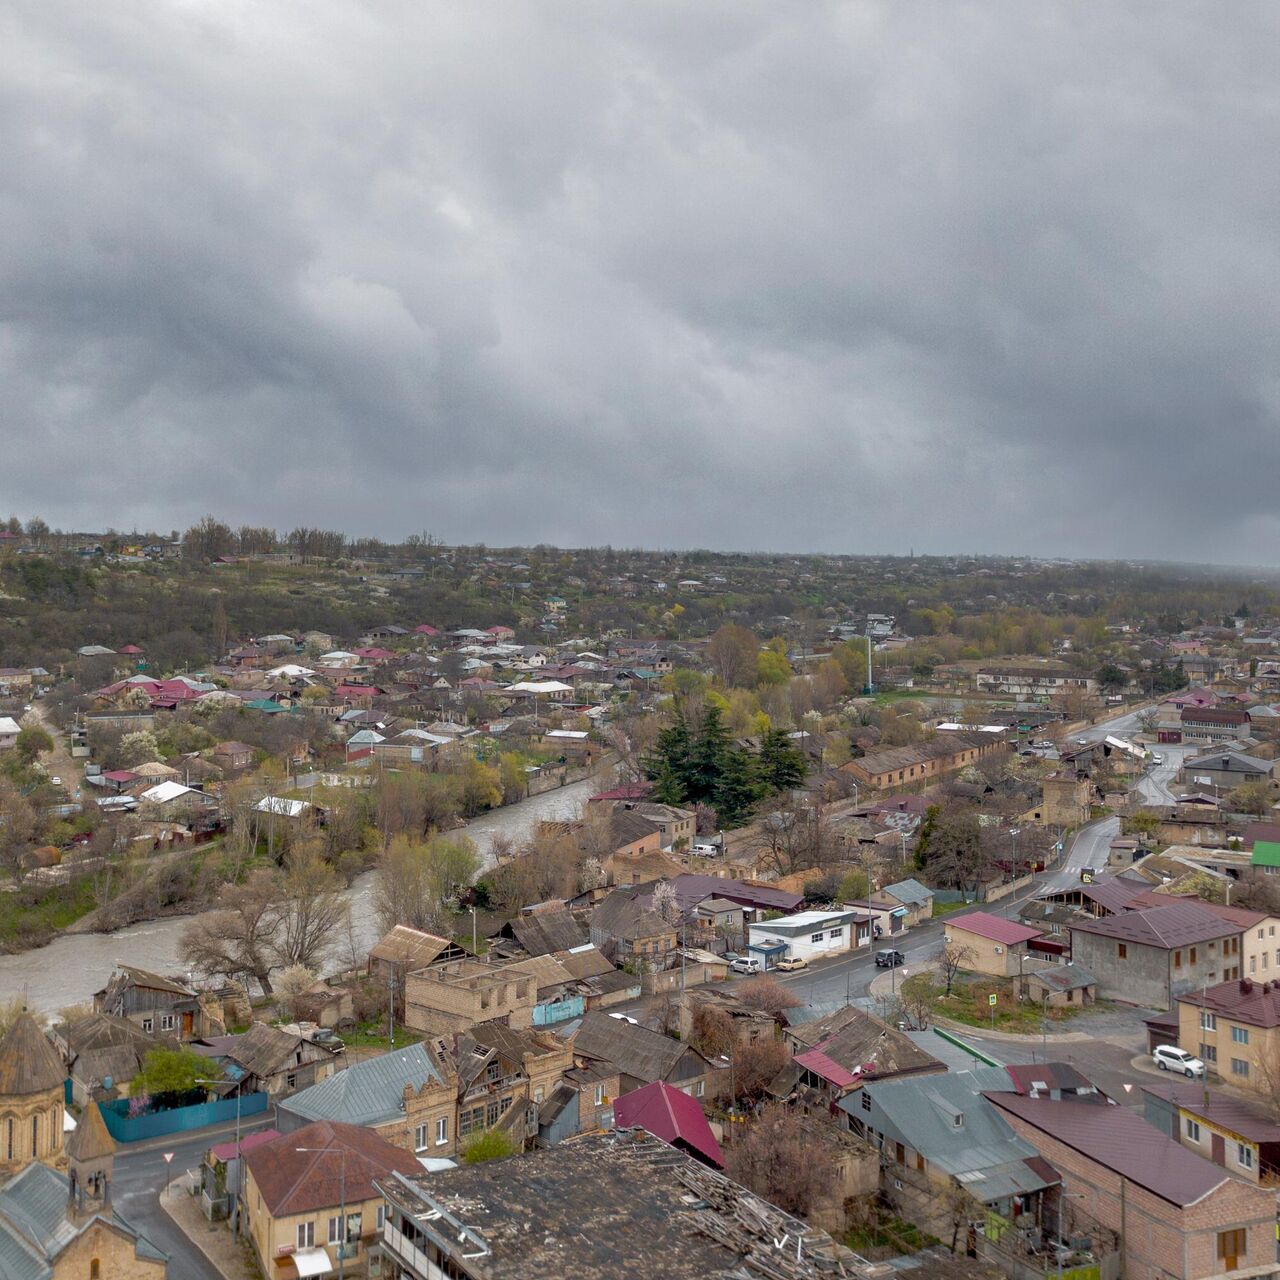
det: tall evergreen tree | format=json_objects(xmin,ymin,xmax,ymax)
[{"xmin": 758, "ymin": 727, "xmax": 808, "ymax": 792}]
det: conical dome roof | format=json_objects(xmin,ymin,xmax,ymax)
[
  {"xmin": 67, "ymin": 1100, "xmax": 115, "ymax": 1163},
  {"xmin": 0, "ymin": 1012, "xmax": 65, "ymax": 1096}
]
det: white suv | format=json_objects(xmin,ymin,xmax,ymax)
[{"xmin": 1153, "ymin": 1045, "xmax": 1205, "ymax": 1078}]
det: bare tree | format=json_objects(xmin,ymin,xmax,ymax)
[
  {"xmin": 180, "ymin": 869, "xmax": 286, "ymax": 994},
  {"xmin": 371, "ymin": 833, "xmax": 479, "ymax": 935},
  {"xmin": 275, "ymin": 842, "xmax": 352, "ymax": 972},
  {"xmin": 724, "ymin": 1103, "xmax": 835, "ymax": 1217},
  {"xmin": 940, "ymin": 943, "xmax": 976, "ymax": 996},
  {"xmin": 735, "ymin": 974, "xmax": 802, "ymax": 1021}
]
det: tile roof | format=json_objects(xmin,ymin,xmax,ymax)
[
  {"xmin": 985, "ymin": 1093, "xmax": 1231, "ymax": 1207},
  {"xmin": 1069, "ymin": 900, "xmax": 1238, "ymax": 950},
  {"xmin": 612, "ymin": 1081, "xmax": 723, "ymax": 1166},
  {"xmin": 947, "ymin": 911, "xmax": 1042, "ymax": 947},
  {"xmin": 245, "ymin": 1121, "xmax": 420, "ymax": 1216}
]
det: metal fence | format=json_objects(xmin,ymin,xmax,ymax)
[{"xmin": 98, "ymin": 1092, "xmax": 269, "ymax": 1143}]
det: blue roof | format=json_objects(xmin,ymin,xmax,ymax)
[{"xmin": 280, "ymin": 1043, "xmax": 444, "ymax": 1127}]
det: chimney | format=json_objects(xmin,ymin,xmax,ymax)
[{"xmin": 1240, "ymin": 977, "xmax": 1253, "ymax": 995}]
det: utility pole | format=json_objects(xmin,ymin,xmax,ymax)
[{"xmin": 197, "ymin": 1079, "xmax": 242, "ymax": 1237}]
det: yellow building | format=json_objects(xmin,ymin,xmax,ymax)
[
  {"xmin": 0, "ymin": 1012, "xmax": 67, "ymax": 1176},
  {"xmin": 242, "ymin": 1120, "xmax": 424, "ymax": 1279},
  {"xmin": 1177, "ymin": 977, "xmax": 1280, "ymax": 1090}
]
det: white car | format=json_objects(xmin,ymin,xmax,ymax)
[
  {"xmin": 1153, "ymin": 1045, "xmax": 1205, "ymax": 1078},
  {"xmin": 729, "ymin": 957, "xmax": 762, "ymax": 975}
]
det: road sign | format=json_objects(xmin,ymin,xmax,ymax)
[
  {"xmin": 162, "ymin": 1153, "xmax": 174, "ymax": 1163},
  {"xmin": 988, "ymin": 994, "xmax": 997, "ymax": 1006},
  {"xmin": 163, "ymin": 1151, "xmax": 175, "ymax": 1195}
]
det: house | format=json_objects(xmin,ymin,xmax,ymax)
[
  {"xmin": 678, "ymin": 988, "xmax": 778, "ymax": 1048},
  {"xmin": 1181, "ymin": 749, "xmax": 1274, "ymax": 790},
  {"xmin": 1143, "ymin": 1084, "xmax": 1280, "ymax": 1185},
  {"xmin": 52, "ymin": 1010, "xmax": 162, "ymax": 1105},
  {"xmin": 1022, "ymin": 963, "xmax": 1098, "ymax": 1007},
  {"xmin": 841, "ymin": 732, "xmax": 1005, "ymax": 790},
  {"xmin": 1069, "ymin": 901, "xmax": 1244, "ymax": 1010},
  {"xmin": 877, "ymin": 877, "xmax": 934, "ymax": 926},
  {"xmin": 93, "ymin": 965, "xmax": 210, "ymax": 1040},
  {"xmin": 747, "ymin": 908, "xmax": 865, "ymax": 966},
  {"xmin": 569, "ymin": 1011, "xmax": 719, "ymax": 1099},
  {"xmin": 986, "ymin": 1090, "xmax": 1277, "ymax": 1280},
  {"xmin": 1031, "ymin": 773, "xmax": 1092, "ymax": 827},
  {"xmin": 403, "ymin": 958, "xmax": 539, "ymax": 1038},
  {"xmin": 367, "ymin": 926, "xmax": 468, "ymax": 985},
  {"xmin": 612, "ymin": 1080, "xmax": 723, "ymax": 1166},
  {"xmin": 197, "ymin": 1021, "xmax": 339, "ymax": 1097},
  {"xmin": 778, "ymin": 1006, "xmax": 944, "ymax": 1109},
  {"xmin": 535, "ymin": 1059, "xmax": 622, "ymax": 1147},
  {"xmin": 498, "ymin": 909, "xmax": 588, "ymax": 957},
  {"xmin": 0, "ymin": 716, "xmax": 19, "ymax": 751},
  {"xmin": 1177, "ymin": 977, "xmax": 1280, "ymax": 1092},
  {"xmin": 375, "ymin": 1129, "xmax": 853, "ymax": 1280},
  {"xmin": 842, "ymin": 1068, "xmax": 1060, "ymax": 1238},
  {"xmin": 212, "ymin": 740, "xmax": 254, "ymax": 771},
  {"xmin": 589, "ymin": 891, "xmax": 678, "ymax": 968},
  {"xmin": 242, "ymin": 1120, "xmax": 423, "ymax": 1280},
  {"xmin": 614, "ymin": 801, "xmax": 696, "ymax": 851},
  {"xmin": 1179, "ymin": 706, "xmax": 1251, "ymax": 744},
  {"xmin": 943, "ymin": 912, "xmax": 1044, "ymax": 978},
  {"xmin": 0, "ymin": 1114, "xmax": 167, "ymax": 1279}
]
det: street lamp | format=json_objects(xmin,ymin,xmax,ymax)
[
  {"xmin": 296, "ymin": 1145, "xmax": 349, "ymax": 1280},
  {"xmin": 197, "ymin": 1079, "xmax": 242, "ymax": 1237}
]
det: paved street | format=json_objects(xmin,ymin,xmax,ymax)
[{"xmin": 111, "ymin": 1112, "xmax": 275, "ymax": 1280}]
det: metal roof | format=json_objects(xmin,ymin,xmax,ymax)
[{"xmin": 280, "ymin": 1044, "xmax": 444, "ymax": 1127}]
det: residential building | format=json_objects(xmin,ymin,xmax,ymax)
[
  {"xmin": 974, "ymin": 666, "xmax": 1097, "ymax": 698},
  {"xmin": 93, "ymin": 965, "xmax": 210, "ymax": 1040},
  {"xmin": 1179, "ymin": 707, "xmax": 1251, "ymax": 744},
  {"xmin": 52, "ymin": 1010, "xmax": 161, "ymax": 1105},
  {"xmin": 1144, "ymin": 1084, "xmax": 1280, "ymax": 1186},
  {"xmin": 987, "ymin": 1091, "xmax": 1277, "ymax": 1280},
  {"xmin": 1177, "ymin": 977, "xmax": 1280, "ymax": 1092},
  {"xmin": 570, "ymin": 1011, "xmax": 719, "ymax": 1098},
  {"xmin": 0, "ymin": 1013, "xmax": 68, "ymax": 1177},
  {"xmin": 841, "ymin": 732, "xmax": 1005, "ymax": 790},
  {"xmin": 375, "ymin": 1129, "xmax": 853, "ymax": 1280},
  {"xmin": 403, "ymin": 958, "xmax": 538, "ymax": 1038},
  {"xmin": 589, "ymin": 891, "xmax": 678, "ymax": 968},
  {"xmin": 242, "ymin": 1120, "xmax": 422, "ymax": 1280},
  {"xmin": 0, "ymin": 717, "xmax": 19, "ymax": 751},
  {"xmin": 211, "ymin": 740, "xmax": 254, "ymax": 771},
  {"xmin": 943, "ymin": 912, "xmax": 1044, "ymax": 979},
  {"xmin": 366, "ymin": 925, "xmax": 468, "ymax": 985},
  {"xmin": 876, "ymin": 878, "xmax": 934, "ymax": 926},
  {"xmin": 196, "ymin": 1021, "xmax": 339, "ymax": 1098},
  {"xmin": 842, "ymin": 1068, "xmax": 1059, "ymax": 1238},
  {"xmin": 1181, "ymin": 750, "xmax": 1274, "ymax": 790},
  {"xmin": 1069, "ymin": 901, "xmax": 1243, "ymax": 1010},
  {"xmin": 1032, "ymin": 773, "xmax": 1092, "ymax": 827},
  {"xmin": 617, "ymin": 801, "xmax": 695, "ymax": 851}
]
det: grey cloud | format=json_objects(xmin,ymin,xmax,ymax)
[{"xmin": 2, "ymin": 1, "xmax": 1279, "ymax": 559}]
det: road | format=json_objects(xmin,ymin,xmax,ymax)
[{"xmin": 112, "ymin": 1111, "xmax": 275, "ymax": 1280}]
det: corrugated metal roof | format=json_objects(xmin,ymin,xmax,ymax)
[{"xmin": 281, "ymin": 1044, "xmax": 444, "ymax": 1126}]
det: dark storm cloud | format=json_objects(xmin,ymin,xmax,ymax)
[{"xmin": 3, "ymin": 1, "xmax": 1279, "ymax": 560}]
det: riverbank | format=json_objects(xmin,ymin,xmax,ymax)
[{"xmin": 0, "ymin": 770, "xmax": 606, "ymax": 1013}]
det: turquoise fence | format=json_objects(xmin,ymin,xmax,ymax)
[
  {"xmin": 533, "ymin": 995, "xmax": 585, "ymax": 1026},
  {"xmin": 98, "ymin": 1092, "xmax": 268, "ymax": 1143}
]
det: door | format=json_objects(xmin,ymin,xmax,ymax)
[
  {"xmin": 1211, "ymin": 1133, "xmax": 1225, "ymax": 1165},
  {"xmin": 182, "ymin": 1011, "xmax": 194, "ymax": 1037}
]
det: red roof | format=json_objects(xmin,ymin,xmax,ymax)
[
  {"xmin": 589, "ymin": 782, "xmax": 654, "ymax": 803},
  {"xmin": 413, "ymin": 625, "xmax": 439, "ymax": 635},
  {"xmin": 354, "ymin": 647, "xmax": 394, "ymax": 660},
  {"xmin": 118, "ymin": 645, "xmax": 144, "ymax": 655},
  {"xmin": 102, "ymin": 770, "xmax": 139, "ymax": 783},
  {"xmin": 211, "ymin": 1128, "xmax": 280, "ymax": 1162},
  {"xmin": 948, "ymin": 911, "xmax": 1042, "ymax": 947},
  {"xmin": 612, "ymin": 1081, "xmax": 723, "ymax": 1167},
  {"xmin": 793, "ymin": 1045, "xmax": 861, "ymax": 1089}
]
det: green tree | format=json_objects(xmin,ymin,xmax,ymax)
[
  {"xmin": 757, "ymin": 727, "xmax": 807, "ymax": 792},
  {"xmin": 1095, "ymin": 663, "xmax": 1126, "ymax": 693},
  {"xmin": 755, "ymin": 640, "xmax": 792, "ymax": 688},
  {"xmin": 14, "ymin": 725, "xmax": 53, "ymax": 765},
  {"xmin": 130, "ymin": 1046, "xmax": 220, "ymax": 1109},
  {"xmin": 837, "ymin": 868, "xmax": 869, "ymax": 902},
  {"xmin": 461, "ymin": 1128, "xmax": 516, "ymax": 1164}
]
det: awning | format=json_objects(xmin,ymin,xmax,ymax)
[{"xmin": 292, "ymin": 1247, "xmax": 333, "ymax": 1278}]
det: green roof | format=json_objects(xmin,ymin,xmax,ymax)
[{"xmin": 1252, "ymin": 840, "xmax": 1280, "ymax": 868}]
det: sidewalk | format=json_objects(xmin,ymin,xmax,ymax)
[{"xmin": 161, "ymin": 1174, "xmax": 258, "ymax": 1280}]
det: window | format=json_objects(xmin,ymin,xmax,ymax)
[
  {"xmin": 1173, "ymin": 950, "xmax": 1182, "ymax": 969},
  {"xmin": 861, "ymin": 1091, "xmax": 872, "ymax": 1112},
  {"xmin": 829, "ymin": 927, "xmax": 844, "ymax": 942},
  {"xmin": 1259, "ymin": 929, "xmax": 1265, "ymax": 940},
  {"xmin": 1238, "ymin": 1143, "xmax": 1254, "ymax": 1170},
  {"xmin": 414, "ymin": 1124, "xmax": 428, "ymax": 1152},
  {"xmin": 90, "ymin": 1262, "xmax": 99, "ymax": 1280},
  {"xmin": 1200, "ymin": 1011, "xmax": 1217, "ymax": 1031},
  {"xmin": 436, "ymin": 1116, "xmax": 448, "ymax": 1145},
  {"xmin": 5, "ymin": 1118, "xmax": 10, "ymax": 1162},
  {"xmin": 810, "ymin": 932, "xmax": 825, "ymax": 943},
  {"xmin": 693, "ymin": 1080, "xmax": 705, "ymax": 1097},
  {"xmin": 1218, "ymin": 1228, "xmax": 1246, "ymax": 1270},
  {"xmin": 533, "ymin": 1087, "xmax": 543, "ymax": 1104},
  {"xmin": 1117, "ymin": 943, "xmax": 1127, "ymax": 960},
  {"xmin": 377, "ymin": 1204, "xmax": 385, "ymax": 1230},
  {"xmin": 1189, "ymin": 947, "xmax": 1197, "ymax": 964},
  {"xmin": 328, "ymin": 1216, "xmax": 343, "ymax": 1245},
  {"xmin": 1232, "ymin": 1026, "xmax": 1250, "ymax": 1045},
  {"xmin": 1185, "ymin": 1118, "xmax": 1201, "ymax": 1141},
  {"xmin": 1250, "ymin": 956, "xmax": 1257, "ymax": 974},
  {"xmin": 141, "ymin": 1018, "xmax": 153, "ymax": 1033},
  {"xmin": 1201, "ymin": 1043, "xmax": 1217, "ymax": 1063},
  {"xmin": 160, "ymin": 1013, "xmax": 175, "ymax": 1032},
  {"xmin": 1232, "ymin": 1058, "xmax": 1250, "ymax": 1078},
  {"xmin": 286, "ymin": 1073, "xmax": 297, "ymax": 1090},
  {"xmin": 594, "ymin": 1084, "xmax": 605, "ymax": 1106},
  {"xmin": 297, "ymin": 1222, "xmax": 315, "ymax": 1249},
  {"xmin": 30, "ymin": 1115, "xmax": 37, "ymax": 1156}
]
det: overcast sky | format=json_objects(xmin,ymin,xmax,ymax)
[{"xmin": 3, "ymin": 2, "xmax": 1277, "ymax": 561}]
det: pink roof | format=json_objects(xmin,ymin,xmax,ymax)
[
  {"xmin": 211, "ymin": 1128, "xmax": 280, "ymax": 1163},
  {"xmin": 102, "ymin": 770, "xmax": 138, "ymax": 783},
  {"xmin": 793, "ymin": 1045, "xmax": 861, "ymax": 1089},
  {"xmin": 355, "ymin": 647, "xmax": 394, "ymax": 660},
  {"xmin": 612, "ymin": 1081, "xmax": 722, "ymax": 1167},
  {"xmin": 949, "ymin": 910, "xmax": 1043, "ymax": 946},
  {"xmin": 118, "ymin": 645, "xmax": 144, "ymax": 655},
  {"xmin": 413, "ymin": 625, "xmax": 439, "ymax": 635}
]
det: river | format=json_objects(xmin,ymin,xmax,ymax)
[{"xmin": 0, "ymin": 773, "xmax": 603, "ymax": 1014}]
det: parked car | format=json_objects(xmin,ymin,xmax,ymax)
[
  {"xmin": 1035, "ymin": 739, "xmax": 1054, "ymax": 748},
  {"xmin": 1152, "ymin": 753, "xmax": 1164, "ymax": 764},
  {"xmin": 775, "ymin": 956, "xmax": 808, "ymax": 972},
  {"xmin": 730, "ymin": 957, "xmax": 762, "ymax": 975},
  {"xmin": 874, "ymin": 949, "xmax": 906, "ymax": 968},
  {"xmin": 1153, "ymin": 1045, "xmax": 1205, "ymax": 1078}
]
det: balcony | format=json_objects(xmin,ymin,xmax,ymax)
[{"xmin": 383, "ymin": 1223, "xmax": 450, "ymax": 1280}]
